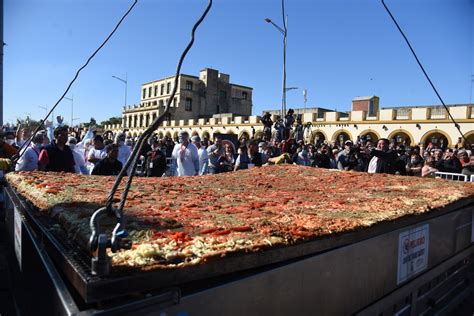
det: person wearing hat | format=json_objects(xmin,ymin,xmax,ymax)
[
  {"xmin": 15, "ymin": 132, "xmax": 43, "ymax": 171},
  {"xmin": 115, "ymin": 132, "xmax": 132, "ymax": 175},
  {"xmin": 171, "ymin": 131, "xmax": 199, "ymax": 176},
  {"xmin": 191, "ymin": 135, "xmax": 208, "ymax": 175},
  {"xmin": 67, "ymin": 136, "xmax": 88, "ymax": 174}
]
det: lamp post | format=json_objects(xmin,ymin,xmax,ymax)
[
  {"xmin": 64, "ymin": 95, "xmax": 74, "ymax": 126},
  {"xmin": 265, "ymin": 0, "xmax": 288, "ymax": 117},
  {"xmin": 303, "ymin": 88, "xmax": 307, "ymax": 110},
  {"xmin": 38, "ymin": 105, "xmax": 48, "ymax": 117},
  {"xmin": 112, "ymin": 73, "xmax": 128, "ymax": 108}
]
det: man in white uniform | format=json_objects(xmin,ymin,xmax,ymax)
[
  {"xmin": 172, "ymin": 131, "xmax": 199, "ymax": 176},
  {"xmin": 191, "ymin": 136, "xmax": 208, "ymax": 175},
  {"xmin": 15, "ymin": 132, "xmax": 43, "ymax": 171},
  {"xmin": 67, "ymin": 137, "xmax": 88, "ymax": 174}
]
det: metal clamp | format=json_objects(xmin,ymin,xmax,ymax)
[{"xmin": 89, "ymin": 206, "xmax": 131, "ymax": 276}]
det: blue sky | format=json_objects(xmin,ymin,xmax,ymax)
[{"xmin": 4, "ymin": 0, "xmax": 473, "ymax": 125}]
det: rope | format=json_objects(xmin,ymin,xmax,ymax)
[
  {"xmin": 105, "ymin": 0, "xmax": 213, "ymax": 212},
  {"xmin": 13, "ymin": 0, "xmax": 139, "ymax": 163},
  {"xmin": 381, "ymin": 0, "xmax": 470, "ymax": 147}
]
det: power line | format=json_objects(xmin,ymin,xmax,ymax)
[
  {"xmin": 14, "ymin": 0, "xmax": 139, "ymax": 162},
  {"xmin": 381, "ymin": 0, "xmax": 470, "ymax": 147}
]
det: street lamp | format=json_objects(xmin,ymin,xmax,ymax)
[
  {"xmin": 265, "ymin": 0, "xmax": 288, "ymax": 118},
  {"xmin": 112, "ymin": 73, "xmax": 128, "ymax": 108},
  {"xmin": 64, "ymin": 95, "xmax": 74, "ymax": 126},
  {"xmin": 38, "ymin": 105, "xmax": 48, "ymax": 117}
]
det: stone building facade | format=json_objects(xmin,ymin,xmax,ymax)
[
  {"xmin": 122, "ymin": 68, "xmax": 252, "ymax": 130},
  {"xmin": 106, "ymin": 96, "xmax": 474, "ymax": 149}
]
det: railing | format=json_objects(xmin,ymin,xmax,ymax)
[
  {"xmin": 434, "ymin": 172, "xmax": 468, "ymax": 182},
  {"xmin": 395, "ymin": 108, "xmax": 411, "ymax": 120},
  {"xmin": 429, "ymin": 107, "xmax": 446, "ymax": 119}
]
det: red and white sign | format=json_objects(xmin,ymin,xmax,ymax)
[{"xmin": 397, "ymin": 224, "xmax": 429, "ymax": 284}]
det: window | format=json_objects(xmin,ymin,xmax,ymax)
[
  {"xmin": 242, "ymin": 91, "xmax": 248, "ymax": 100},
  {"xmin": 167, "ymin": 82, "xmax": 171, "ymax": 94},
  {"xmin": 159, "ymin": 100, "xmax": 164, "ymax": 107},
  {"xmin": 154, "ymin": 85, "xmax": 158, "ymax": 96},
  {"xmin": 185, "ymin": 80, "xmax": 193, "ymax": 90},
  {"xmin": 142, "ymin": 88, "xmax": 146, "ymax": 99},
  {"xmin": 148, "ymin": 87, "xmax": 152, "ymax": 98},
  {"xmin": 185, "ymin": 98, "xmax": 192, "ymax": 111},
  {"xmin": 220, "ymin": 90, "xmax": 227, "ymax": 99},
  {"xmin": 160, "ymin": 84, "xmax": 164, "ymax": 95},
  {"xmin": 173, "ymin": 97, "xmax": 177, "ymax": 107}
]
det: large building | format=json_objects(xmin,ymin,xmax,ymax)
[
  {"xmin": 105, "ymin": 95, "xmax": 474, "ymax": 149},
  {"xmin": 121, "ymin": 68, "xmax": 253, "ymax": 129}
]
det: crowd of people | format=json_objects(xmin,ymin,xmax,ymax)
[{"xmin": 0, "ymin": 111, "xmax": 473, "ymax": 180}]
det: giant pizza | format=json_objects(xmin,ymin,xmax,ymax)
[{"xmin": 6, "ymin": 165, "xmax": 474, "ymax": 270}]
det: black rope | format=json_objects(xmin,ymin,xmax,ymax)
[
  {"xmin": 13, "ymin": 0, "xmax": 139, "ymax": 162},
  {"xmin": 381, "ymin": 0, "xmax": 470, "ymax": 147},
  {"xmin": 105, "ymin": 0, "xmax": 213, "ymax": 212}
]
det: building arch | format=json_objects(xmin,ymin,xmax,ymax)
[
  {"xmin": 359, "ymin": 129, "xmax": 381, "ymax": 143},
  {"xmin": 463, "ymin": 131, "xmax": 474, "ymax": 148},
  {"xmin": 310, "ymin": 130, "xmax": 328, "ymax": 144},
  {"xmin": 421, "ymin": 129, "xmax": 452, "ymax": 148},
  {"xmin": 172, "ymin": 131, "xmax": 179, "ymax": 142},
  {"xmin": 191, "ymin": 130, "xmax": 199, "ymax": 137},
  {"xmin": 157, "ymin": 131, "xmax": 164, "ymax": 139},
  {"xmin": 239, "ymin": 130, "xmax": 250, "ymax": 140},
  {"xmin": 201, "ymin": 131, "xmax": 211, "ymax": 141},
  {"xmin": 165, "ymin": 131, "xmax": 172, "ymax": 139},
  {"xmin": 226, "ymin": 129, "xmax": 236, "ymax": 135},
  {"xmin": 387, "ymin": 129, "xmax": 414, "ymax": 146},
  {"xmin": 332, "ymin": 129, "xmax": 353, "ymax": 143},
  {"xmin": 212, "ymin": 130, "xmax": 222, "ymax": 140},
  {"xmin": 254, "ymin": 130, "xmax": 264, "ymax": 140}
]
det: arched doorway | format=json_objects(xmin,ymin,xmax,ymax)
[
  {"xmin": 332, "ymin": 130, "xmax": 352, "ymax": 145},
  {"xmin": 462, "ymin": 131, "xmax": 474, "ymax": 148},
  {"xmin": 387, "ymin": 130, "xmax": 413, "ymax": 146},
  {"xmin": 239, "ymin": 131, "xmax": 250, "ymax": 142},
  {"xmin": 359, "ymin": 130, "xmax": 380, "ymax": 143},
  {"xmin": 172, "ymin": 131, "xmax": 179, "ymax": 142},
  {"xmin": 202, "ymin": 131, "xmax": 210, "ymax": 141},
  {"xmin": 165, "ymin": 131, "xmax": 172, "ymax": 139},
  {"xmin": 310, "ymin": 130, "xmax": 327, "ymax": 145},
  {"xmin": 254, "ymin": 130, "xmax": 264, "ymax": 140},
  {"xmin": 421, "ymin": 130, "xmax": 452, "ymax": 149},
  {"xmin": 157, "ymin": 132, "xmax": 164, "ymax": 139},
  {"xmin": 191, "ymin": 130, "xmax": 199, "ymax": 137}
]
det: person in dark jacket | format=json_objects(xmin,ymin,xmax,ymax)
[
  {"xmin": 435, "ymin": 148, "xmax": 462, "ymax": 173},
  {"xmin": 38, "ymin": 126, "xmax": 75, "ymax": 172},
  {"xmin": 91, "ymin": 144, "xmax": 122, "ymax": 176},
  {"xmin": 145, "ymin": 139, "xmax": 167, "ymax": 177},
  {"xmin": 366, "ymin": 138, "xmax": 398, "ymax": 174}
]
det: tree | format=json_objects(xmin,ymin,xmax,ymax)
[
  {"xmin": 100, "ymin": 116, "xmax": 122, "ymax": 126},
  {"xmin": 83, "ymin": 117, "xmax": 98, "ymax": 129}
]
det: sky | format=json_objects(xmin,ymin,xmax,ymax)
[{"xmin": 4, "ymin": 0, "xmax": 473, "ymax": 125}]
